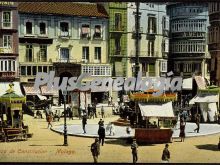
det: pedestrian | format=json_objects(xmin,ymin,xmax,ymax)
[
  {"xmin": 93, "ymin": 104, "xmax": 97, "ymax": 118},
  {"xmin": 90, "ymin": 138, "xmax": 100, "ymax": 163},
  {"xmin": 161, "ymin": 144, "xmax": 170, "ymax": 163},
  {"xmin": 47, "ymin": 113, "xmax": 53, "ymax": 128},
  {"xmin": 194, "ymin": 113, "xmax": 200, "ymax": 133},
  {"xmin": 82, "ymin": 113, "xmax": 87, "ymax": 134},
  {"xmin": 78, "ymin": 107, "xmax": 81, "ymax": 119},
  {"xmin": 98, "ymin": 126, "xmax": 105, "ymax": 146},
  {"xmin": 131, "ymin": 138, "xmax": 138, "ymax": 164},
  {"xmin": 101, "ymin": 106, "xmax": 105, "ymax": 118},
  {"xmin": 179, "ymin": 118, "xmax": 185, "ymax": 142},
  {"xmin": 88, "ymin": 104, "xmax": 91, "ymax": 118},
  {"xmin": 69, "ymin": 109, "xmax": 73, "ymax": 120},
  {"xmin": 218, "ymin": 113, "xmax": 220, "ymax": 124},
  {"xmin": 98, "ymin": 119, "xmax": 104, "ymax": 128}
]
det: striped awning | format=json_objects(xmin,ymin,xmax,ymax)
[
  {"xmin": 23, "ymin": 84, "xmax": 40, "ymax": 95},
  {"xmin": 41, "ymin": 85, "xmax": 58, "ymax": 96}
]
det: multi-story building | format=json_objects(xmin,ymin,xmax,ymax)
[
  {"xmin": 100, "ymin": 2, "xmax": 128, "ymax": 100},
  {"xmin": 0, "ymin": 2, "xmax": 19, "ymax": 82},
  {"xmin": 18, "ymin": 2, "xmax": 110, "ymax": 104},
  {"xmin": 127, "ymin": 2, "xmax": 169, "ymax": 78},
  {"xmin": 167, "ymin": 3, "xmax": 210, "ymax": 79},
  {"xmin": 208, "ymin": 3, "xmax": 220, "ymax": 85}
]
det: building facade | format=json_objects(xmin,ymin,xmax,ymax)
[
  {"xmin": 208, "ymin": 3, "xmax": 220, "ymax": 85},
  {"xmin": 0, "ymin": 2, "xmax": 19, "ymax": 82},
  {"xmin": 18, "ymin": 2, "xmax": 110, "ymax": 104},
  {"xmin": 104, "ymin": 3, "xmax": 128, "ymax": 78},
  {"xmin": 127, "ymin": 2, "xmax": 169, "ymax": 78},
  {"xmin": 167, "ymin": 3, "xmax": 210, "ymax": 79}
]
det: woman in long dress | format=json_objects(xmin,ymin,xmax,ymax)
[{"xmin": 179, "ymin": 118, "xmax": 185, "ymax": 142}]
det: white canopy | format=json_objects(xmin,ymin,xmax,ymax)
[
  {"xmin": 182, "ymin": 78, "xmax": 192, "ymax": 90},
  {"xmin": 189, "ymin": 94, "xmax": 219, "ymax": 104},
  {"xmin": 138, "ymin": 101, "xmax": 175, "ymax": 118}
]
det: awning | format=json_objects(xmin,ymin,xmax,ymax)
[
  {"xmin": 194, "ymin": 76, "xmax": 207, "ymax": 89},
  {"xmin": 22, "ymin": 84, "xmax": 40, "ymax": 95},
  {"xmin": 0, "ymin": 82, "xmax": 23, "ymax": 97},
  {"xmin": 41, "ymin": 85, "xmax": 58, "ymax": 96},
  {"xmin": 138, "ymin": 101, "xmax": 175, "ymax": 118},
  {"xmin": 189, "ymin": 94, "xmax": 219, "ymax": 104},
  {"xmin": 182, "ymin": 78, "xmax": 192, "ymax": 90},
  {"xmin": 37, "ymin": 94, "xmax": 47, "ymax": 100}
]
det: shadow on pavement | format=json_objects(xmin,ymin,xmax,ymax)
[
  {"xmin": 195, "ymin": 144, "xmax": 219, "ymax": 151},
  {"xmin": 29, "ymin": 144, "xmax": 65, "ymax": 146},
  {"xmin": 105, "ymin": 139, "xmax": 130, "ymax": 146},
  {"xmin": 105, "ymin": 139, "xmax": 155, "ymax": 147}
]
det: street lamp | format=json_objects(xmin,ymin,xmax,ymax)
[{"xmin": 62, "ymin": 90, "xmax": 68, "ymax": 146}]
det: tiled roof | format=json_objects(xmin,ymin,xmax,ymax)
[{"xmin": 18, "ymin": 2, "xmax": 108, "ymax": 18}]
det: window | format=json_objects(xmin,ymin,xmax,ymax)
[
  {"xmin": 20, "ymin": 66, "xmax": 26, "ymax": 76},
  {"xmin": 33, "ymin": 66, "xmax": 37, "ymax": 75},
  {"xmin": 2, "ymin": 11, "xmax": 11, "ymax": 28},
  {"xmin": 4, "ymin": 61, "xmax": 7, "ymax": 71},
  {"xmin": 0, "ymin": 61, "xmax": 3, "ymax": 71},
  {"xmin": 8, "ymin": 61, "xmax": 11, "ymax": 71},
  {"xmin": 149, "ymin": 63, "xmax": 155, "ymax": 76},
  {"xmin": 81, "ymin": 65, "xmax": 111, "ymax": 76},
  {"xmin": 12, "ymin": 61, "xmax": 15, "ymax": 71},
  {"xmin": 27, "ymin": 66, "xmax": 31, "ymax": 75},
  {"xmin": 94, "ymin": 47, "xmax": 101, "ymax": 62},
  {"xmin": 162, "ymin": 16, "xmax": 166, "ymax": 30},
  {"xmin": 114, "ymin": 38, "xmax": 121, "ymax": 55},
  {"xmin": 115, "ymin": 13, "xmax": 122, "ymax": 31},
  {"xmin": 43, "ymin": 66, "xmax": 47, "ymax": 73},
  {"xmin": 38, "ymin": 66, "xmax": 42, "ymax": 72},
  {"xmin": 81, "ymin": 24, "xmax": 90, "ymax": 39},
  {"xmin": 60, "ymin": 22, "xmax": 69, "ymax": 37},
  {"xmin": 60, "ymin": 48, "xmax": 69, "ymax": 62},
  {"xmin": 26, "ymin": 21, "xmax": 33, "ymax": 34},
  {"xmin": 94, "ymin": 25, "xmax": 102, "ymax": 38},
  {"xmin": 3, "ymin": 35, "xmax": 11, "ymax": 48},
  {"xmin": 39, "ymin": 45, "xmax": 47, "ymax": 62},
  {"xmin": 26, "ymin": 45, "xmax": 33, "ymax": 62},
  {"xmin": 82, "ymin": 47, "xmax": 89, "ymax": 62},
  {"xmin": 148, "ymin": 16, "xmax": 156, "ymax": 34},
  {"xmin": 148, "ymin": 40, "xmax": 154, "ymax": 56},
  {"xmin": 39, "ymin": 22, "xmax": 46, "ymax": 35}
]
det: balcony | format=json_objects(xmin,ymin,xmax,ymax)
[
  {"xmin": 1, "ymin": 22, "xmax": 17, "ymax": 32},
  {"xmin": 56, "ymin": 58, "xmax": 77, "ymax": 63},
  {"xmin": 59, "ymin": 31, "xmax": 70, "ymax": 39},
  {"xmin": 142, "ymin": 72, "xmax": 156, "ymax": 77},
  {"xmin": 0, "ymin": 72, "xmax": 16, "ymax": 79},
  {"xmin": 111, "ymin": 49, "xmax": 126, "ymax": 56},
  {"xmin": 132, "ymin": 27, "xmax": 143, "ymax": 39},
  {"xmin": 130, "ymin": 50, "xmax": 159, "ymax": 57},
  {"xmin": 0, "ymin": 47, "xmax": 13, "ymax": 54},
  {"xmin": 81, "ymin": 64, "xmax": 111, "ymax": 76},
  {"xmin": 110, "ymin": 25, "xmax": 124, "ymax": 32},
  {"xmin": 93, "ymin": 33, "xmax": 102, "ymax": 40},
  {"xmin": 37, "ymin": 57, "xmax": 47, "ymax": 62},
  {"xmin": 81, "ymin": 33, "xmax": 91, "ymax": 40}
]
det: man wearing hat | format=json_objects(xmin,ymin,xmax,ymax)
[
  {"xmin": 161, "ymin": 144, "xmax": 170, "ymax": 163},
  {"xmin": 131, "ymin": 138, "xmax": 138, "ymax": 164},
  {"xmin": 91, "ymin": 138, "xmax": 100, "ymax": 163}
]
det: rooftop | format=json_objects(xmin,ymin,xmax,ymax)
[{"xmin": 18, "ymin": 2, "xmax": 108, "ymax": 18}]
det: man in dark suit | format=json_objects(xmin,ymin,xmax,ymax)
[{"xmin": 98, "ymin": 126, "xmax": 105, "ymax": 146}]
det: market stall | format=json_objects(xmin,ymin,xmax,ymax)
[
  {"xmin": 0, "ymin": 83, "xmax": 26, "ymax": 128},
  {"xmin": 130, "ymin": 91, "xmax": 177, "ymax": 143}
]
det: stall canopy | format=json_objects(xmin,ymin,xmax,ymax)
[
  {"xmin": 0, "ymin": 82, "xmax": 23, "ymax": 97},
  {"xmin": 22, "ymin": 84, "xmax": 58, "ymax": 96},
  {"xmin": 138, "ymin": 101, "xmax": 175, "ymax": 118},
  {"xmin": 189, "ymin": 94, "xmax": 218, "ymax": 104},
  {"xmin": 22, "ymin": 84, "xmax": 40, "ymax": 95},
  {"xmin": 182, "ymin": 78, "xmax": 192, "ymax": 90}
]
